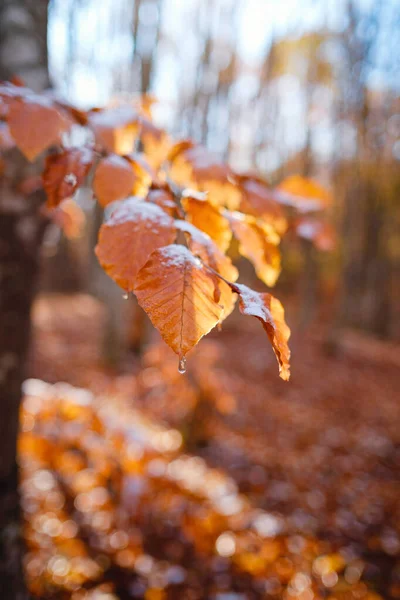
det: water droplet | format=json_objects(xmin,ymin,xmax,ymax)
[
  {"xmin": 178, "ymin": 355, "xmax": 187, "ymax": 374},
  {"xmin": 122, "ymin": 293, "xmax": 129, "ymax": 300}
]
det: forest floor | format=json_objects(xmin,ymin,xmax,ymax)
[{"xmin": 25, "ymin": 293, "xmax": 400, "ymax": 599}]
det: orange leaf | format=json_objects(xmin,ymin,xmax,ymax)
[
  {"xmin": 181, "ymin": 194, "xmax": 232, "ymax": 252},
  {"xmin": 228, "ymin": 212, "xmax": 281, "ymax": 287},
  {"xmin": 7, "ymin": 96, "xmax": 68, "ymax": 161},
  {"xmin": 231, "ymin": 283, "xmax": 291, "ymax": 380},
  {"xmin": 274, "ymin": 175, "xmax": 331, "ymax": 213},
  {"xmin": 295, "ymin": 217, "xmax": 336, "ymax": 251},
  {"xmin": 43, "ymin": 147, "xmax": 93, "ymax": 209},
  {"xmin": 124, "ymin": 153, "xmax": 153, "ymax": 197},
  {"xmin": 140, "ymin": 117, "xmax": 171, "ymax": 170},
  {"xmin": 52, "ymin": 199, "xmax": 86, "ymax": 239},
  {"xmin": 95, "ymin": 199, "xmax": 176, "ymax": 291},
  {"xmin": 134, "ymin": 244, "xmax": 223, "ymax": 358},
  {"xmin": 239, "ymin": 176, "xmax": 287, "ymax": 235},
  {"xmin": 88, "ymin": 105, "xmax": 139, "ymax": 154},
  {"xmin": 93, "ymin": 155, "xmax": 135, "ymax": 207},
  {"xmin": 175, "ymin": 220, "xmax": 237, "ymax": 316},
  {"xmin": 147, "ymin": 189, "xmax": 177, "ymax": 217}
]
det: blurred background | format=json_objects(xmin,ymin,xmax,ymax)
[{"xmin": 1, "ymin": 0, "xmax": 400, "ymax": 598}]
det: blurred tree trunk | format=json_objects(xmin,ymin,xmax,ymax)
[{"xmin": 0, "ymin": 1, "xmax": 50, "ymax": 597}]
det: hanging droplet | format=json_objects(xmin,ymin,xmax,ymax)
[
  {"xmin": 178, "ymin": 355, "xmax": 187, "ymax": 374},
  {"xmin": 217, "ymin": 322, "xmax": 222, "ymax": 332},
  {"xmin": 122, "ymin": 293, "xmax": 129, "ymax": 300}
]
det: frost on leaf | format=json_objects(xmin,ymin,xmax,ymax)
[
  {"xmin": 175, "ymin": 220, "xmax": 237, "ymax": 316},
  {"xmin": 228, "ymin": 212, "xmax": 281, "ymax": 287},
  {"xmin": 231, "ymin": 283, "xmax": 291, "ymax": 381},
  {"xmin": 7, "ymin": 96, "xmax": 69, "ymax": 161},
  {"xmin": 134, "ymin": 244, "xmax": 223, "ymax": 358},
  {"xmin": 95, "ymin": 199, "xmax": 176, "ymax": 291},
  {"xmin": 182, "ymin": 194, "xmax": 232, "ymax": 252},
  {"xmin": 43, "ymin": 147, "xmax": 93, "ymax": 209},
  {"xmin": 88, "ymin": 105, "xmax": 139, "ymax": 155},
  {"xmin": 146, "ymin": 188, "xmax": 177, "ymax": 217},
  {"xmin": 274, "ymin": 175, "xmax": 332, "ymax": 213}
]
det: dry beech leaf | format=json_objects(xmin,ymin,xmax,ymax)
[
  {"xmin": 175, "ymin": 220, "xmax": 237, "ymax": 317},
  {"xmin": 295, "ymin": 217, "xmax": 336, "ymax": 251},
  {"xmin": 124, "ymin": 153, "xmax": 153, "ymax": 197},
  {"xmin": 93, "ymin": 155, "xmax": 135, "ymax": 207},
  {"xmin": 182, "ymin": 194, "xmax": 232, "ymax": 252},
  {"xmin": 88, "ymin": 105, "xmax": 139, "ymax": 154},
  {"xmin": 147, "ymin": 189, "xmax": 177, "ymax": 217},
  {"xmin": 140, "ymin": 117, "xmax": 171, "ymax": 170},
  {"xmin": 52, "ymin": 199, "xmax": 86, "ymax": 239},
  {"xmin": 239, "ymin": 176, "xmax": 287, "ymax": 235},
  {"xmin": 168, "ymin": 144, "xmax": 241, "ymax": 210},
  {"xmin": 227, "ymin": 212, "xmax": 281, "ymax": 287},
  {"xmin": 230, "ymin": 283, "xmax": 290, "ymax": 380},
  {"xmin": 95, "ymin": 199, "xmax": 176, "ymax": 292},
  {"xmin": 134, "ymin": 244, "xmax": 223, "ymax": 358},
  {"xmin": 43, "ymin": 147, "xmax": 93, "ymax": 209},
  {"xmin": 7, "ymin": 96, "xmax": 68, "ymax": 161},
  {"xmin": 274, "ymin": 175, "xmax": 332, "ymax": 213}
]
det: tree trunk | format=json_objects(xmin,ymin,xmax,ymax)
[
  {"xmin": 0, "ymin": 203, "xmax": 46, "ymax": 599},
  {"xmin": 0, "ymin": 2, "xmax": 50, "ymax": 596}
]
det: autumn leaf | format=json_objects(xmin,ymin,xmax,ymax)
[
  {"xmin": 140, "ymin": 117, "xmax": 172, "ymax": 170},
  {"xmin": 147, "ymin": 188, "xmax": 177, "ymax": 217},
  {"xmin": 239, "ymin": 175, "xmax": 287, "ymax": 235},
  {"xmin": 93, "ymin": 154, "xmax": 151, "ymax": 207},
  {"xmin": 230, "ymin": 283, "xmax": 291, "ymax": 380},
  {"xmin": 124, "ymin": 153, "xmax": 153, "ymax": 197},
  {"xmin": 7, "ymin": 96, "xmax": 68, "ymax": 161},
  {"xmin": 227, "ymin": 212, "xmax": 281, "ymax": 287},
  {"xmin": 181, "ymin": 193, "xmax": 232, "ymax": 252},
  {"xmin": 134, "ymin": 244, "xmax": 223, "ymax": 358},
  {"xmin": 175, "ymin": 219, "xmax": 237, "ymax": 315},
  {"xmin": 95, "ymin": 199, "xmax": 176, "ymax": 291},
  {"xmin": 295, "ymin": 216, "xmax": 336, "ymax": 251},
  {"xmin": 274, "ymin": 175, "xmax": 331, "ymax": 213},
  {"xmin": 88, "ymin": 105, "xmax": 139, "ymax": 155},
  {"xmin": 52, "ymin": 199, "xmax": 86, "ymax": 239},
  {"xmin": 43, "ymin": 147, "xmax": 93, "ymax": 209}
]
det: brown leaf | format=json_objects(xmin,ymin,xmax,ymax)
[
  {"xmin": 134, "ymin": 244, "xmax": 223, "ymax": 358},
  {"xmin": 175, "ymin": 220, "xmax": 237, "ymax": 316},
  {"xmin": 93, "ymin": 155, "xmax": 135, "ymax": 207},
  {"xmin": 274, "ymin": 175, "xmax": 331, "ymax": 213},
  {"xmin": 231, "ymin": 283, "xmax": 291, "ymax": 380},
  {"xmin": 43, "ymin": 147, "xmax": 93, "ymax": 209},
  {"xmin": 88, "ymin": 105, "xmax": 139, "ymax": 154},
  {"xmin": 295, "ymin": 217, "xmax": 336, "ymax": 251},
  {"xmin": 52, "ymin": 199, "xmax": 86, "ymax": 239},
  {"xmin": 228, "ymin": 212, "xmax": 281, "ymax": 287},
  {"xmin": 7, "ymin": 96, "xmax": 68, "ymax": 161},
  {"xmin": 147, "ymin": 189, "xmax": 177, "ymax": 217},
  {"xmin": 140, "ymin": 117, "xmax": 171, "ymax": 170},
  {"xmin": 95, "ymin": 199, "xmax": 176, "ymax": 292},
  {"xmin": 239, "ymin": 176, "xmax": 287, "ymax": 235},
  {"xmin": 182, "ymin": 194, "xmax": 232, "ymax": 252}
]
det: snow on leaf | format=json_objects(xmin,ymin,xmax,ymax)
[
  {"xmin": 227, "ymin": 212, "xmax": 281, "ymax": 287},
  {"xmin": 231, "ymin": 283, "xmax": 291, "ymax": 381},
  {"xmin": 7, "ymin": 96, "xmax": 69, "ymax": 161},
  {"xmin": 95, "ymin": 199, "xmax": 176, "ymax": 291},
  {"xmin": 43, "ymin": 147, "xmax": 93, "ymax": 209},
  {"xmin": 134, "ymin": 244, "xmax": 223, "ymax": 358}
]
